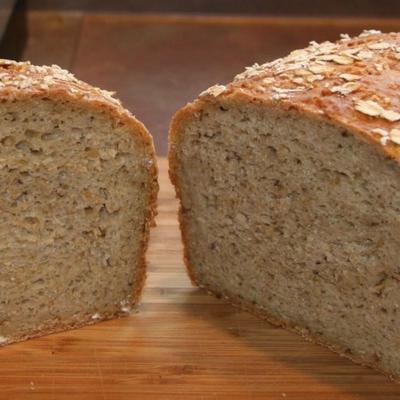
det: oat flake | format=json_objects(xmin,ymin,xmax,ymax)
[{"xmin": 390, "ymin": 129, "xmax": 400, "ymax": 144}]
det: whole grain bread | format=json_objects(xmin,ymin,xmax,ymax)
[
  {"xmin": 0, "ymin": 59, "xmax": 158, "ymax": 346},
  {"xmin": 169, "ymin": 30, "xmax": 400, "ymax": 380}
]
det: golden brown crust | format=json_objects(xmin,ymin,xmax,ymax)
[
  {"xmin": 232, "ymin": 30, "xmax": 400, "ymax": 159},
  {"xmin": 168, "ymin": 30, "xmax": 400, "ymax": 381},
  {"xmin": 0, "ymin": 59, "xmax": 159, "ymax": 345},
  {"xmin": 172, "ymin": 30, "xmax": 400, "ymax": 163}
]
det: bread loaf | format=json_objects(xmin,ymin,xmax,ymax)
[
  {"xmin": 0, "ymin": 60, "xmax": 158, "ymax": 345},
  {"xmin": 169, "ymin": 30, "xmax": 400, "ymax": 379}
]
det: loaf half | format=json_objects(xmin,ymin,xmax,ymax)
[
  {"xmin": 0, "ymin": 60, "xmax": 158, "ymax": 345},
  {"xmin": 169, "ymin": 30, "xmax": 400, "ymax": 379}
]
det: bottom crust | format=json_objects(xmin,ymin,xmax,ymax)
[
  {"xmin": 171, "ymin": 184, "xmax": 398, "ymax": 383},
  {"xmin": 0, "ymin": 308, "xmax": 136, "ymax": 348},
  {"xmin": 192, "ymin": 278, "xmax": 398, "ymax": 383}
]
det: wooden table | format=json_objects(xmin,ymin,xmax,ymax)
[{"xmin": 0, "ymin": 158, "xmax": 399, "ymax": 399}]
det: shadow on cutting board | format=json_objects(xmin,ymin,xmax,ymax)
[{"xmin": 179, "ymin": 290, "xmax": 400, "ymax": 399}]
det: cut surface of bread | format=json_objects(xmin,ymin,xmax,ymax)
[
  {"xmin": 169, "ymin": 30, "xmax": 400, "ymax": 379},
  {"xmin": 0, "ymin": 60, "xmax": 158, "ymax": 345}
]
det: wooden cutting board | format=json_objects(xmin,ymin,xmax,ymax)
[{"xmin": 0, "ymin": 158, "xmax": 398, "ymax": 400}]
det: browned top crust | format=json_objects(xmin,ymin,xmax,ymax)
[
  {"xmin": 0, "ymin": 59, "xmax": 153, "ymax": 144},
  {"xmin": 0, "ymin": 59, "xmax": 124, "ymax": 107},
  {"xmin": 198, "ymin": 30, "xmax": 400, "ymax": 161},
  {"xmin": 0, "ymin": 57, "xmax": 157, "ymax": 170}
]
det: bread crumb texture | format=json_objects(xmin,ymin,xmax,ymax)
[
  {"xmin": 0, "ymin": 59, "xmax": 157, "ymax": 344},
  {"xmin": 170, "ymin": 30, "xmax": 400, "ymax": 379},
  {"xmin": 200, "ymin": 30, "xmax": 400, "ymax": 154}
]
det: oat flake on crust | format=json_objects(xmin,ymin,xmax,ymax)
[
  {"xmin": 227, "ymin": 30, "xmax": 400, "ymax": 149},
  {"xmin": 0, "ymin": 59, "xmax": 124, "ymax": 111}
]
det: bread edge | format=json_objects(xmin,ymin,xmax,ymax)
[
  {"xmin": 168, "ymin": 91, "xmax": 400, "ymax": 383},
  {"xmin": 0, "ymin": 89, "xmax": 159, "ymax": 347}
]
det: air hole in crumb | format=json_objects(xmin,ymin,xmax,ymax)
[
  {"xmin": 32, "ymin": 278, "xmax": 44, "ymax": 285},
  {"xmin": 58, "ymin": 170, "xmax": 67, "ymax": 181},
  {"xmin": 41, "ymin": 132, "xmax": 56, "ymax": 140},
  {"xmin": 16, "ymin": 140, "xmax": 30, "ymax": 151},
  {"xmin": 25, "ymin": 216, "xmax": 39, "ymax": 224},
  {"xmin": 1, "ymin": 136, "xmax": 14, "ymax": 146},
  {"xmin": 273, "ymin": 179, "xmax": 281, "ymax": 187},
  {"xmin": 84, "ymin": 206, "xmax": 94, "ymax": 215},
  {"xmin": 25, "ymin": 129, "xmax": 39, "ymax": 138},
  {"xmin": 99, "ymin": 205, "xmax": 108, "ymax": 218},
  {"xmin": 99, "ymin": 188, "xmax": 108, "ymax": 199}
]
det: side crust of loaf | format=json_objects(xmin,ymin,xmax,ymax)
[
  {"xmin": 169, "ymin": 30, "xmax": 400, "ymax": 381},
  {"xmin": 0, "ymin": 61, "xmax": 158, "ymax": 346}
]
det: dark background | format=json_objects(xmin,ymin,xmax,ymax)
[{"xmin": 2, "ymin": 0, "xmax": 400, "ymax": 154}]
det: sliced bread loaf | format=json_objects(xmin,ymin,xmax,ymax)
[
  {"xmin": 169, "ymin": 30, "xmax": 400, "ymax": 379},
  {"xmin": 0, "ymin": 60, "xmax": 158, "ymax": 345}
]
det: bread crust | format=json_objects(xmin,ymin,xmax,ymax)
[
  {"xmin": 0, "ymin": 60, "xmax": 158, "ymax": 346},
  {"xmin": 168, "ymin": 30, "xmax": 400, "ymax": 381}
]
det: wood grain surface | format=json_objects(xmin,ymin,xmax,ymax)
[{"xmin": 0, "ymin": 158, "xmax": 399, "ymax": 400}]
